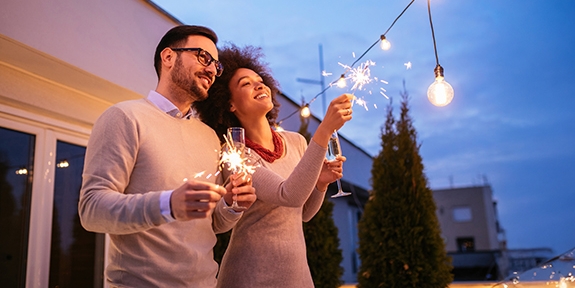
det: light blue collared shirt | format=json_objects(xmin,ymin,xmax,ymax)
[
  {"xmin": 147, "ymin": 90, "xmax": 194, "ymax": 119},
  {"xmin": 146, "ymin": 91, "xmax": 236, "ymax": 222}
]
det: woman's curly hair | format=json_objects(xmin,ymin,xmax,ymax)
[{"xmin": 193, "ymin": 44, "xmax": 281, "ymax": 142}]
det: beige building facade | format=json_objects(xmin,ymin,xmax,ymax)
[{"xmin": 434, "ymin": 185, "xmax": 505, "ymax": 253}]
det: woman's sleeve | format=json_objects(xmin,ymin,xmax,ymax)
[
  {"xmin": 302, "ymin": 187, "xmax": 327, "ymax": 222},
  {"xmin": 251, "ymin": 135, "xmax": 327, "ymax": 207}
]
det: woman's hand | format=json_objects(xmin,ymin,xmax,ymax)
[
  {"xmin": 316, "ymin": 155, "xmax": 346, "ymax": 191},
  {"xmin": 312, "ymin": 93, "xmax": 354, "ymax": 148},
  {"xmin": 223, "ymin": 172, "xmax": 257, "ymax": 211}
]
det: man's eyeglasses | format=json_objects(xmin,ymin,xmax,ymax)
[{"xmin": 170, "ymin": 47, "xmax": 224, "ymax": 77}]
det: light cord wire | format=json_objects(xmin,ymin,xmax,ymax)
[{"xmin": 276, "ymin": 0, "xmax": 416, "ymax": 125}]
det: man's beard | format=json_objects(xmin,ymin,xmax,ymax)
[{"xmin": 171, "ymin": 57, "xmax": 209, "ymax": 101}]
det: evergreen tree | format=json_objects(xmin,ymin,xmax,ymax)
[
  {"xmin": 299, "ymin": 108, "xmax": 344, "ymax": 287},
  {"xmin": 304, "ymin": 198, "xmax": 344, "ymax": 287},
  {"xmin": 357, "ymin": 90, "xmax": 453, "ymax": 287}
]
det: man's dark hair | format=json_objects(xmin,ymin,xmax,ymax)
[
  {"xmin": 154, "ymin": 25, "xmax": 218, "ymax": 78},
  {"xmin": 193, "ymin": 44, "xmax": 280, "ymax": 142}
]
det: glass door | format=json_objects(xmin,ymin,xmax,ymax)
[
  {"xmin": 0, "ymin": 127, "xmax": 35, "ymax": 287},
  {"xmin": 49, "ymin": 140, "xmax": 104, "ymax": 288},
  {"xmin": 0, "ymin": 115, "xmax": 104, "ymax": 288}
]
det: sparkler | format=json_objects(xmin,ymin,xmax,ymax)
[
  {"xmin": 220, "ymin": 134, "xmax": 256, "ymax": 174},
  {"xmin": 188, "ymin": 138, "xmax": 259, "ymax": 188},
  {"xmin": 218, "ymin": 133, "xmax": 259, "ymax": 187},
  {"xmin": 274, "ymin": 0, "xmax": 416, "ymax": 126},
  {"xmin": 339, "ymin": 60, "xmax": 376, "ymax": 92},
  {"xmin": 333, "ymin": 59, "xmax": 388, "ymax": 111}
]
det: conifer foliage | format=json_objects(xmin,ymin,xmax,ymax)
[
  {"xmin": 304, "ymin": 198, "xmax": 344, "ymax": 287},
  {"xmin": 357, "ymin": 91, "xmax": 452, "ymax": 287}
]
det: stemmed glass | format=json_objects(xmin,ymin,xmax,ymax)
[
  {"xmin": 223, "ymin": 127, "xmax": 248, "ymax": 211},
  {"xmin": 326, "ymin": 130, "xmax": 351, "ymax": 198}
]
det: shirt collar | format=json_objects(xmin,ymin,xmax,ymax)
[{"xmin": 147, "ymin": 90, "xmax": 194, "ymax": 119}]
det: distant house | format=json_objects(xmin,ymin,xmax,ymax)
[
  {"xmin": 0, "ymin": 0, "xmax": 372, "ymax": 287},
  {"xmin": 433, "ymin": 185, "xmax": 554, "ymax": 281}
]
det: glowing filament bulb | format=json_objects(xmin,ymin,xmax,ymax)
[
  {"xmin": 380, "ymin": 35, "xmax": 391, "ymax": 51},
  {"xmin": 336, "ymin": 75, "xmax": 347, "ymax": 88},
  {"xmin": 427, "ymin": 64, "xmax": 454, "ymax": 107},
  {"xmin": 300, "ymin": 105, "xmax": 311, "ymax": 118}
]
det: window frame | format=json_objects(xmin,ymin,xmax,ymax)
[{"xmin": 1, "ymin": 104, "xmax": 107, "ymax": 288}]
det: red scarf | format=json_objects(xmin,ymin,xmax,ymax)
[{"xmin": 245, "ymin": 128, "xmax": 284, "ymax": 163}]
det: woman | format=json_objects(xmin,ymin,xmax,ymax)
[{"xmin": 194, "ymin": 44, "xmax": 353, "ymax": 287}]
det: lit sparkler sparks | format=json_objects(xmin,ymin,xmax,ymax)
[
  {"xmin": 187, "ymin": 136, "xmax": 259, "ymax": 187},
  {"xmin": 219, "ymin": 133, "xmax": 257, "ymax": 176},
  {"xmin": 333, "ymin": 59, "xmax": 391, "ymax": 111},
  {"xmin": 338, "ymin": 60, "xmax": 376, "ymax": 92},
  {"xmin": 404, "ymin": 61, "xmax": 412, "ymax": 69}
]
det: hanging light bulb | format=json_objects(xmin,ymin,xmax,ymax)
[
  {"xmin": 336, "ymin": 74, "xmax": 347, "ymax": 88},
  {"xmin": 380, "ymin": 35, "xmax": 391, "ymax": 51},
  {"xmin": 273, "ymin": 123, "xmax": 285, "ymax": 132},
  {"xmin": 426, "ymin": 0, "xmax": 454, "ymax": 107},
  {"xmin": 300, "ymin": 104, "xmax": 311, "ymax": 118},
  {"xmin": 427, "ymin": 64, "xmax": 454, "ymax": 107}
]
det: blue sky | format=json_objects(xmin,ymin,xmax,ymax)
[{"xmin": 152, "ymin": 0, "xmax": 575, "ymax": 255}]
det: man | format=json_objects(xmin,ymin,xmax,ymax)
[{"xmin": 78, "ymin": 25, "xmax": 256, "ymax": 287}]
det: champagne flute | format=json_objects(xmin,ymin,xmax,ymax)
[
  {"xmin": 223, "ymin": 127, "xmax": 248, "ymax": 211},
  {"xmin": 326, "ymin": 130, "xmax": 351, "ymax": 198}
]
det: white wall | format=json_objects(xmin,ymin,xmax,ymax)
[{"xmin": 0, "ymin": 0, "xmax": 176, "ymax": 97}]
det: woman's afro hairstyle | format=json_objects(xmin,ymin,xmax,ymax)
[{"xmin": 193, "ymin": 44, "xmax": 280, "ymax": 142}]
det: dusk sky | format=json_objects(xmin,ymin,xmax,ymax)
[{"xmin": 152, "ymin": 0, "xmax": 575, "ymax": 255}]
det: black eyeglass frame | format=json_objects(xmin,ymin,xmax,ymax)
[{"xmin": 170, "ymin": 47, "xmax": 224, "ymax": 77}]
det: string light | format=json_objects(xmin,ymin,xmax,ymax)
[
  {"xmin": 273, "ymin": 123, "xmax": 285, "ymax": 132},
  {"xmin": 427, "ymin": 0, "xmax": 454, "ymax": 107},
  {"xmin": 336, "ymin": 74, "xmax": 347, "ymax": 88},
  {"xmin": 300, "ymin": 104, "xmax": 311, "ymax": 118},
  {"xmin": 274, "ymin": 0, "xmax": 456, "ymax": 124},
  {"xmin": 379, "ymin": 35, "xmax": 391, "ymax": 51},
  {"xmin": 427, "ymin": 65, "xmax": 454, "ymax": 107}
]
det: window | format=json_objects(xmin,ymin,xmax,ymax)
[
  {"xmin": 0, "ymin": 127, "xmax": 35, "ymax": 287},
  {"xmin": 457, "ymin": 237, "xmax": 475, "ymax": 252},
  {"xmin": 1, "ymin": 117, "xmax": 104, "ymax": 288},
  {"xmin": 452, "ymin": 206, "xmax": 472, "ymax": 222},
  {"xmin": 49, "ymin": 141, "xmax": 104, "ymax": 287}
]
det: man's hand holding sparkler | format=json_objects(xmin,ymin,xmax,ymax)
[{"xmin": 170, "ymin": 179, "xmax": 227, "ymax": 221}]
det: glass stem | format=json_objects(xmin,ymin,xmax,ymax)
[{"xmin": 336, "ymin": 179, "xmax": 343, "ymax": 192}]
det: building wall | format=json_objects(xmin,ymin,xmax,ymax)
[
  {"xmin": 434, "ymin": 185, "xmax": 502, "ymax": 252},
  {"xmin": 0, "ymin": 0, "xmax": 179, "ymax": 133},
  {"xmin": 0, "ymin": 0, "xmax": 174, "ymax": 97}
]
